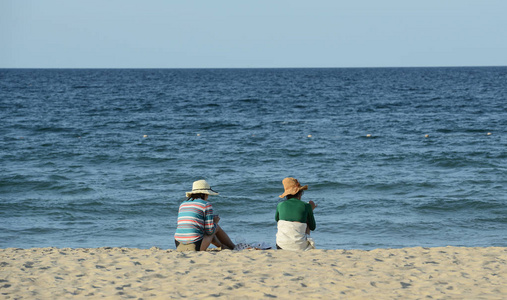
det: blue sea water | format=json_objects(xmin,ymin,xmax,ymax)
[{"xmin": 0, "ymin": 67, "xmax": 506, "ymax": 250}]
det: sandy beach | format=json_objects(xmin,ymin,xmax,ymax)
[{"xmin": 0, "ymin": 246, "xmax": 505, "ymax": 299}]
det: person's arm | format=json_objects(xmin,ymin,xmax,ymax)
[
  {"xmin": 204, "ymin": 203, "xmax": 217, "ymax": 235},
  {"xmin": 306, "ymin": 204, "xmax": 316, "ymax": 231},
  {"xmin": 275, "ymin": 204, "xmax": 280, "ymax": 222}
]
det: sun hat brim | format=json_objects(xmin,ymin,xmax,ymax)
[
  {"xmin": 185, "ymin": 188, "xmax": 219, "ymax": 198},
  {"xmin": 279, "ymin": 184, "xmax": 308, "ymax": 198}
]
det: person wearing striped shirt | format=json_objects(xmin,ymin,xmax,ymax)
[{"xmin": 174, "ymin": 180, "xmax": 235, "ymax": 251}]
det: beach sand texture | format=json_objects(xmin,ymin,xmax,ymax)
[{"xmin": 1, "ymin": 247, "xmax": 505, "ymax": 299}]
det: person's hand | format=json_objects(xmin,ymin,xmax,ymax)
[
  {"xmin": 213, "ymin": 215, "xmax": 220, "ymax": 224},
  {"xmin": 309, "ymin": 200, "xmax": 317, "ymax": 210}
]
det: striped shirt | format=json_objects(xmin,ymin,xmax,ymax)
[{"xmin": 174, "ymin": 199, "xmax": 216, "ymax": 244}]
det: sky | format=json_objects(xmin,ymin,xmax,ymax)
[{"xmin": 1, "ymin": 0, "xmax": 507, "ymax": 68}]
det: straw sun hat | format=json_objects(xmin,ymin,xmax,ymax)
[
  {"xmin": 186, "ymin": 180, "xmax": 219, "ymax": 198},
  {"xmin": 279, "ymin": 177, "xmax": 308, "ymax": 198}
]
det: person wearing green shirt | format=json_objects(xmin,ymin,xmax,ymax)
[{"xmin": 275, "ymin": 177, "xmax": 317, "ymax": 250}]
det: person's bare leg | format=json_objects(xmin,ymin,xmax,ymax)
[
  {"xmin": 215, "ymin": 224, "xmax": 235, "ymax": 249},
  {"xmin": 211, "ymin": 236, "xmax": 222, "ymax": 248},
  {"xmin": 200, "ymin": 233, "xmax": 216, "ymax": 251}
]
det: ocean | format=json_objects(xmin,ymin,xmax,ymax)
[{"xmin": 1, "ymin": 67, "xmax": 506, "ymax": 250}]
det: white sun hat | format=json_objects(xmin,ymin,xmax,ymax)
[{"xmin": 186, "ymin": 180, "xmax": 219, "ymax": 198}]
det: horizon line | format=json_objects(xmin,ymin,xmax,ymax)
[{"xmin": 1, "ymin": 65, "xmax": 506, "ymax": 70}]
